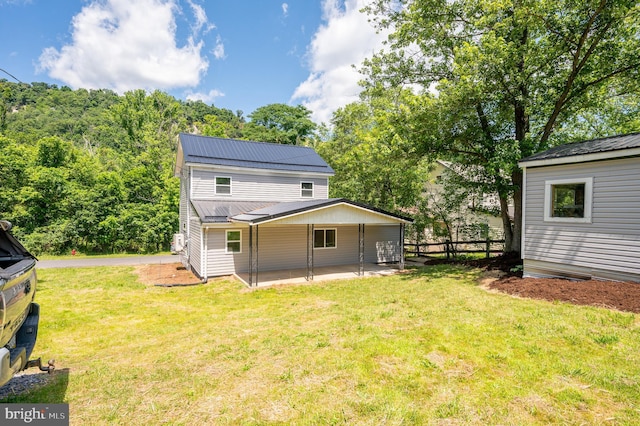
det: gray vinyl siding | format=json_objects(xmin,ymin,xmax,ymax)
[
  {"xmin": 314, "ymin": 225, "xmax": 359, "ymax": 267},
  {"xmin": 364, "ymin": 225, "xmax": 402, "ymax": 263},
  {"xmin": 188, "ymin": 207, "xmax": 202, "ymax": 277},
  {"xmin": 191, "ymin": 168, "xmax": 329, "ymax": 201},
  {"xmin": 205, "ymin": 227, "xmax": 249, "ymax": 277},
  {"xmin": 248, "ymin": 226, "xmax": 308, "ymax": 271},
  {"xmin": 523, "ymin": 157, "xmax": 640, "ymax": 279}
]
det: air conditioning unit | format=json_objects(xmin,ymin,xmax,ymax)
[{"xmin": 172, "ymin": 233, "xmax": 185, "ymax": 253}]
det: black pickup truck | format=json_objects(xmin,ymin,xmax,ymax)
[{"xmin": 0, "ymin": 220, "xmax": 51, "ymax": 388}]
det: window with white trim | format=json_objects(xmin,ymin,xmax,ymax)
[
  {"xmin": 301, "ymin": 181, "xmax": 314, "ymax": 198},
  {"xmin": 226, "ymin": 230, "xmax": 242, "ymax": 253},
  {"xmin": 314, "ymin": 228, "xmax": 336, "ymax": 249},
  {"xmin": 544, "ymin": 177, "xmax": 593, "ymax": 223},
  {"xmin": 216, "ymin": 176, "xmax": 231, "ymax": 195}
]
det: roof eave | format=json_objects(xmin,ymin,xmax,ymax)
[
  {"xmin": 183, "ymin": 161, "xmax": 334, "ymax": 177},
  {"xmin": 519, "ymin": 147, "xmax": 640, "ymax": 168}
]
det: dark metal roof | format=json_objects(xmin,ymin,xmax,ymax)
[
  {"xmin": 231, "ymin": 199, "xmax": 342, "ymax": 222},
  {"xmin": 520, "ymin": 132, "xmax": 640, "ymax": 163},
  {"xmin": 179, "ymin": 133, "xmax": 334, "ymax": 174},
  {"xmin": 191, "ymin": 198, "xmax": 413, "ymax": 224},
  {"xmin": 191, "ymin": 200, "xmax": 276, "ymax": 223}
]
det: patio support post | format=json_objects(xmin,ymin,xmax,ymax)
[
  {"xmin": 306, "ymin": 224, "xmax": 314, "ymax": 281},
  {"xmin": 248, "ymin": 225, "xmax": 253, "ymax": 286},
  {"xmin": 399, "ymin": 223, "xmax": 405, "ymax": 270},
  {"xmin": 249, "ymin": 225, "xmax": 259, "ymax": 287},
  {"xmin": 359, "ymin": 224, "xmax": 365, "ymax": 276}
]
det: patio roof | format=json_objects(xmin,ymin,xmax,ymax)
[{"xmin": 191, "ymin": 198, "xmax": 413, "ymax": 225}]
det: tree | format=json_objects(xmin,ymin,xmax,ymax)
[
  {"xmin": 363, "ymin": 0, "xmax": 640, "ymax": 253},
  {"xmin": 245, "ymin": 103, "xmax": 317, "ymax": 145},
  {"xmin": 319, "ymin": 91, "xmax": 429, "ymax": 213}
]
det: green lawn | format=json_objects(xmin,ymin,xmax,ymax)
[{"xmin": 3, "ymin": 265, "xmax": 639, "ymax": 425}]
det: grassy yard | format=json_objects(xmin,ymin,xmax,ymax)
[{"xmin": 2, "ymin": 265, "xmax": 639, "ymax": 425}]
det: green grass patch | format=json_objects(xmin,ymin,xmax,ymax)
[{"xmin": 3, "ymin": 264, "xmax": 639, "ymax": 424}]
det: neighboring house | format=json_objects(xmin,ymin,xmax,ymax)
[
  {"xmin": 174, "ymin": 133, "xmax": 412, "ymax": 286},
  {"xmin": 423, "ymin": 160, "xmax": 504, "ymax": 239},
  {"xmin": 519, "ymin": 132, "xmax": 640, "ymax": 282}
]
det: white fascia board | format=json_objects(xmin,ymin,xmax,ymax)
[
  {"xmin": 518, "ymin": 147, "xmax": 640, "ymax": 168},
  {"xmin": 201, "ymin": 222, "xmax": 247, "ymax": 229},
  {"xmin": 184, "ymin": 162, "xmax": 334, "ymax": 178}
]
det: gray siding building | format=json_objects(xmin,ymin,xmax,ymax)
[
  {"xmin": 175, "ymin": 133, "xmax": 411, "ymax": 286},
  {"xmin": 519, "ymin": 133, "xmax": 640, "ymax": 282}
]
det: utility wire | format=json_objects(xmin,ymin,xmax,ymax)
[{"xmin": 0, "ymin": 68, "xmax": 23, "ymax": 83}]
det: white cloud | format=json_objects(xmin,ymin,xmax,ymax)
[
  {"xmin": 282, "ymin": 3, "xmax": 289, "ymax": 17},
  {"xmin": 185, "ymin": 88, "xmax": 224, "ymax": 104},
  {"xmin": 212, "ymin": 35, "xmax": 225, "ymax": 60},
  {"xmin": 291, "ymin": 0, "xmax": 388, "ymax": 124},
  {"xmin": 38, "ymin": 0, "xmax": 210, "ymax": 93},
  {"xmin": 187, "ymin": 0, "xmax": 214, "ymax": 36}
]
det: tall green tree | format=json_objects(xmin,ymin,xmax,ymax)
[
  {"xmin": 319, "ymin": 91, "xmax": 429, "ymax": 213},
  {"xmin": 245, "ymin": 103, "xmax": 317, "ymax": 145},
  {"xmin": 363, "ymin": 0, "xmax": 640, "ymax": 253}
]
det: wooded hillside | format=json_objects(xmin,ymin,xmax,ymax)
[{"xmin": 0, "ymin": 81, "xmax": 314, "ymax": 255}]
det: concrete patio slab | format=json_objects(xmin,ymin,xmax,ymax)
[{"xmin": 235, "ymin": 263, "xmax": 400, "ymax": 287}]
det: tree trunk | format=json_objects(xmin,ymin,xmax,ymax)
[
  {"xmin": 499, "ymin": 192, "xmax": 514, "ymax": 253},
  {"xmin": 510, "ymin": 169, "xmax": 523, "ymax": 256}
]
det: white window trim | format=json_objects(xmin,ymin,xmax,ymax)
[
  {"xmin": 544, "ymin": 177, "xmax": 593, "ymax": 223},
  {"xmin": 301, "ymin": 181, "xmax": 314, "ymax": 198},
  {"xmin": 215, "ymin": 176, "xmax": 232, "ymax": 196},
  {"xmin": 314, "ymin": 228, "xmax": 337, "ymax": 249},
  {"xmin": 225, "ymin": 230, "xmax": 242, "ymax": 254}
]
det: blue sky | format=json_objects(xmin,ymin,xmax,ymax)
[{"xmin": 0, "ymin": 0, "xmax": 388, "ymax": 123}]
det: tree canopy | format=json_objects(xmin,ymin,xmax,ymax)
[{"xmin": 362, "ymin": 0, "xmax": 640, "ymax": 252}]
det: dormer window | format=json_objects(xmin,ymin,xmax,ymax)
[
  {"xmin": 216, "ymin": 176, "xmax": 231, "ymax": 195},
  {"xmin": 301, "ymin": 181, "xmax": 314, "ymax": 198}
]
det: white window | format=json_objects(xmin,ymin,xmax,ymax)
[
  {"xmin": 216, "ymin": 176, "xmax": 231, "ymax": 195},
  {"xmin": 544, "ymin": 177, "xmax": 593, "ymax": 223},
  {"xmin": 301, "ymin": 181, "xmax": 314, "ymax": 198},
  {"xmin": 225, "ymin": 230, "xmax": 242, "ymax": 253},
  {"xmin": 314, "ymin": 228, "xmax": 336, "ymax": 249}
]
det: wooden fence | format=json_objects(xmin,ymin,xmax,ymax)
[{"xmin": 405, "ymin": 238, "xmax": 505, "ymax": 259}]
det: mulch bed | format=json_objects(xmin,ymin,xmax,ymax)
[
  {"xmin": 423, "ymin": 254, "xmax": 640, "ymax": 313},
  {"xmin": 488, "ymin": 276, "xmax": 640, "ymax": 313}
]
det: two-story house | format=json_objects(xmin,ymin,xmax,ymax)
[{"xmin": 174, "ymin": 133, "xmax": 412, "ymax": 286}]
